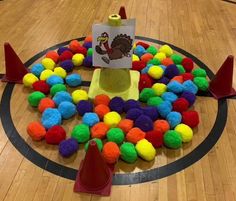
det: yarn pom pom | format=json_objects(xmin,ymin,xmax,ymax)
[
  {"xmin": 148, "ymin": 65, "xmax": 164, "ymax": 79},
  {"xmin": 134, "ymin": 45, "xmax": 146, "ymax": 57},
  {"xmin": 72, "ymin": 89, "xmax": 88, "ymax": 104},
  {"xmin": 91, "ymin": 122, "xmax": 109, "ymax": 139},
  {"xmin": 71, "ymin": 124, "xmax": 90, "ymax": 143},
  {"xmin": 118, "ymin": 119, "xmax": 134, "ymax": 133},
  {"xmin": 126, "ymin": 108, "xmax": 143, "ymax": 121},
  {"xmin": 132, "ymin": 61, "xmax": 146, "ymax": 71},
  {"xmin": 154, "ymin": 52, "xmax": 166, "ymax": 62},
  {"xmin": 156, "ymin": 76, "xmax": 170, "ymax": 85},
  {"xmin": 69, "ymin": 40, "xmax": 81, "ymax": 53},
  {"xmin": 180, "ymin": 91, "xmax": 196, "ymax": 106},
  {"xmin": 148, "ymin": 58, "xmax": 161, "ymax": 65},
  {"xmin": 171, "ymin": 54, "xmax": 183, "ymax": 64},
  {"xmin": 82, "ymin": 112, "xmax": 99, "ymax": 127},
  {"xmin": 72, "ymin": 53, "xmax": 85, "ymax": 66},
  {"xmin": 94, "ymin": 94, "xmax": 110, "ymax": 106},
  {"xmin": 176, "ymin": 64, "xmax": 186, "ymax": 74},
  {"xmin": 182, "ymin": 110, "xmax": 199, "ymax": 128},
  {"xmin": 23, "ymin": 73, "xmax": 39, "ymax": 87},
  {"xmin": 27, "ymin": 121, "xmax": 46, "ymax": 141},
  {"xmin": 145, "ymin": 130, "xmax": 163, "ymax": 148},
  {"xmin": 157, "ymin": 101, "xmax": 172, "ymax": 118},
  {"xmin": 58, "ymin": 50, "xmax": 73, "ymax": 62},
  {"xmin": 166, "ymin": 111, "xmax": 182, "ymax": 128},
  {"xmin": 171, "ymin": 75, "xmax": 183, "ymax": 83},
  {"xmin": 126, "ymin": 127, "xmax": 146, "ymax": 144},
  {"xmin": 75, "ymin": 100, "xmax": 93, "ymax": 116},
  {"xmin": 31, "ymin": 64, "xmax": 45, "ymax": 77},
  {"xmin": 104, "ymin": 111, "xmax": 121, "ymax": 128},
  {"xmin": 83, "ymin": 56, "xmax": 93, "ymax": 67},
  {"xmin": 161, "ymin": 58, "xmax": 174, "ymax": 66},
  {"xmin": 139, "ymin": 74, "xmax": 154, "ymax": 91},
  {"xmin": 107, "ymin": 128, "xmax": 125, "ymax": 145},
  {"xmin": 120, "ymin": 142, "xmax": 138, "ymax": 163},
  {"xmin": 38, "ymin": 98, "xmax": 55, "ymax": 113},
  {"xmin": 53, "ymin": 91, "xmax": 72, "ymax": 106},
  {"xmin": 159, "ymin": 44, "xmax": 173, "ymax": 57},
  {"xmin": 28, "ymin": 91, "xmax": 46, "ymax": 107},
  {"xmin": 94, "ymin": 104, "xmax": 110, "ymax": 119},
  {"xmin": 153, "ymin": 119, "xmax": 170, "ymax": 133},
  {"xmin": 85, "ymin": 138, "xmax": 103, "ymax": 152},
  {"xmin": 182, "ymin": 57, "xmax": 194, "ymax": 72},
  {"xmin": 167, "ymin": 81, "xmax": 184, "ymax": 94},
  {"xmin": 59, "ymin": 138, "xmax": 79, "ymax": 157},
  {"xmin": 183, "ymin": 80, "xmax": 198, "ymax": 94},
  {"xmin": 136, "ymin": 41, "xmax": 150, "ymax": 49},
  {"xmin": 65, "ymin": 74, "xmax": 82, "ymax": 87},
  {"xmin": 146, "ymin": 45, "xmax": 158, "ymax": 55},
  {"xmin": 161, "ymin": 92, "xmax": 178, "ymax": 103},
  {"xmin": 164, "ymin": 130, "xmax": 182, "ymax": 149},
  {"xmin": 141, "ymin": 53, "xmax": 153, "ymax": 63},
  {"xmin": 192, "ymin": 68, "xmax": 207, "ymax": 77},
  {"xmin": 152, "ymin": 83, "xmax": 167, "ymax": 96},
  {"xmin": 109, "ymin": 97, "xmax": 125, "ymax": 114},
  {"xmin": 46, "ymin": 75, "xmax": 64, "ymax": 86},
  {"xmin": 164, "ymin": 64, "xmax": 179, "ymax": 79},
  {"xmin": 142, "ymin": 106, "xmax": 159, "ymax": 121},
  {"xmin": 123, "ymin": 99, "xmax": 140, "ymax": 112},
  {"xmin": 45, "ymin": 51, "xmax": 59, "ymax": 63},
  {"xmin": 175, "ymin": 123, "xmax": 193, "ymax": 142},
  {"xmin": 60, "ymin": 60, "xmax": 74, "ymax": 72},
  {"xmin": 32, "ymin": 80, "xmax": 50, "ymax": 95},
  {"xmin": 147, "ymin": 96, "xmax": 163, "ymax": 106},
  {"xmin": 57, "ymin": 47, "xmax": 71, "ymax": 55},
  {"xmin": 139, "ymin": 88, "xmax": 156, "ymax": 102},
  {"xmin": 54, "ymin": 67, "xmax": 67, "ymax": 78},
  {"xmin": 41, "ymin": 108, "xmax": 62, "ymax": 129},
  {"xmin": 39, "ymin": 69, "xmax": 54, "ymax": 81},
  {"xmin": 134, "ymin": 115, "xmax": 153, "ymax": 132},
  {"xmin": 193, "ymin": 77, "xmax": 209, "ymax": 91},
  {"xmin": 58, "ymin": 101, "xmax": 77, "ymax": 119},
  {"xmin": 45, "ymin": 125, "xmax": 66, "ymax": 144},
  {"xmin": 182, "ymin": 72, "xmax": 194, "ymax": 81},
  {"xmin": 41, "ymin": 58, "xmax": 55, "ymax": 70},
  {"xmin": 173, "ymin": 98, "xmax": 189, "ymax": 112},
  {"xmin": 87, "ymin": 48, "xmax": 93, "ymax": 56},
  {"xmin": 102, "ymin": 142, "xmax": 120, "ymax": 164},
  {"xmin": 50, "ymin": 84, "xmax": 67, "ymax": 96},
  {"xmin": 135, "ymin": 139, "xmax": 156, "ymax": 161}
]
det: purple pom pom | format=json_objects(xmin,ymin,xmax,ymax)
[
  {"xmin": 156, "ymin": 76, "xmax": 170, "ymax": 84},
  {"xmin": 109, "ymin": 97, "xmax": 125, "ymax": 114},
  {"xmin": 60, "ymin": 60, "xmax": 74, "ymax": 72},
  {"xmin": 83, "ymin": 56, "xmax": 93, "ymax": 67},
  {"xmin": 142, "ymin": 106, "xmax": 159, "ymax": 121},
  {"xmin": 123, "ymin": 99, "xmax": 141, "ymax": 112},
  {"xmin": 76, "ymin": 100, "xmax": 93, "ymax": 116},
  {"xmin": 126, "ymin": 108, "xmax": 143, "ymax": 120},
  {"xmin": 164, "ymin": 64, "xmax": 179, "ymax": 79},
  {"xmin": 57, "ymin": 47, "xmax": 71, "ymax": 55},
  {"xmin": 181, "ymin": 91, "xmax": 196, "ymax": 106},
  {"xmin": 134, "ymin": 115, "xmax": 153, "ymax": 132},
  {"xmin": 83, "ymin": 42, "xmax": 92, "ymax": 49},
  {"xmin": 59, "ymin": 138, "xmax": 79, "ymax": 157}
]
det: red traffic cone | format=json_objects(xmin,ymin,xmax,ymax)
[
  {"xmin": 74, "ymin": 140, "xmax": 113, "ymax": 196},
  {"xmin": 1, "ymin": 42, "xmax": 29, "ymax": 83},
  {"xmin": 119, "ymin": 6, "xmax": 127, "ymax": 19},
  {"xmin": 209, "ymin": 55, "xmax": 236, "ymax": 99}
]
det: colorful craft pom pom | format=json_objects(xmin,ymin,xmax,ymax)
[
  {"xmin": 102, "ymin": 142, "xmax": 120, "ymax": 164},
  {"xmin": 71, "ymin": 124, "xmax": 90, "ymax": 143},
  {"xmin": 91, "ymin": 122, "xmax": 109, "ymax": 139},
  {"xmin": 126, "ymin": 127, "xmax": 146, "ymax": 144},
  {"xmin": 135, "ymin": 139, "xmax": 156, "ymax": 161},
  {"xmin": 27, "ymin": 121, "xmax": 46, "ymax": 141},
  {"xmin": 104, "ymin": 111, "xmax": 121, "ymax": 128},
  {"xmin": 175, "ymin": 123, "xmax": 193, "ymax": 143},
  {"xmin": 120, "ymin": 142, "xmax": 138, "ymax": 163}
]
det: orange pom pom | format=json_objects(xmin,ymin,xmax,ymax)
[
  {"xmin": 45, "ymin": 51, "xmax": 59, "ymax": 63},
  {"xmin": 118, "ymin": 119, "xmax": 134, "ymax": 133},
  {"xmin": 161, "ymin": 58, "xmax": 174, "ymax": 66},
  {"xmin": 69, "ymin": 40, "xmax": 81, "ymax": 53},
  {"xmin": 153, "ymin": 120, "xmax": 170, "ymax": 133},
  {"xmin": 84, "ymin": 35, "xmax": 92, "ymax": 43},
  {"xmin": 38, "ymin": 98, "xmax": 55, "ymax": 113},
  {"xmin": 27, "ymin": 121, "xmax": 46, "ymax": 141},
  {"xmin": 102, "ymin": 142, "xmax": 120, "ymax": 164},
  {"xmin": 126, "ymin": 127, "xmax": 146, "ymax": 144},
  {"xmin": 94, "ymin": 94, "xmax": 110, "ymax": 106},
  {"xmin": 141, "ymin": 53, "xmax": 153, "ymax": 63},
  {"xmin": 91, "ymin": 122, "xmax": 109, "ymax": 139},
  {"xmin": 94, "ymin": 104, "xmax": 110, "ymax": 119},
  {"xmin": 171, "ymin": 75, "xmax": 183, "ymax": 83}
]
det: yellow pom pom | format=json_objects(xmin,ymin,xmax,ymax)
[
  {"xmin": 41, "ymin": 58, "xmax": 55, "ymax": 70},
  {"xmin": 152, "ymin": 83, "xmax": 167, "ymax": 96},
  {"xmin": 135, "ymin": 139, "xmax": 156, "ymax": 161},
  {"xmin": 72, "ymin": 89, "xmax": 88, "ymax": 104},
  {"xmin": 174, "ymin": 123, "xmax": 193, "ymax": 142},
  {"xmin": 148, "ymin": 65, "xmax": 164, "ymax": 79},
  {"xmin": 154, "ymin": 52, "xmax": 166, "ymax": 61},
  {"xmin": 40, "ymin": 69, "xmax": 54, "ymax": 80},
  {"xmin": 23, "ymin": 73, "xmax": 39, "ymax": 87},
  {"xmin": 104, "ymin": 112, "xmax": 121, "ymax": 128},
  {"xmin": 133, "ymin": 43, "xmax": 136, "ymax": 49},
  {"xmin": 54, "ymin": 67, "xmax": 67, "ymax": 78},
  {"xmin": 159, "ymin": 45, "xmax": 173, "ymax": 57},
  {"xmin": 72, "ymin": 53, "xmax": 85, "ymax": 66},
  {"xmin": 132, "ymin": 54, "xmax": 140, "ymax": 62}
]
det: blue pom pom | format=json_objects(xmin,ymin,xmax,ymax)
[
  {"xmin": 82, "ymin": 112, "xmax": 99, "ymax": 127},
  {"xmin": 83, "ymin": 56, "xmax": 93, "ymax": 67},
  {"xmin": 76, "ymin": 100, "xmax": 93, "ymax": 116},
  {"xmin": 162, "ymin": 92, "xmax": 178, "ymax": 103},
  {"xmin": 157, "ymin": 76, "xmax": 170, "ymax": 84},
  {"xmin": 53, "ymin": 91, "xmax": 72, "ymax": 106},
  {"xmin": 57, "ymin": 47, "xmax": 71, "ymax": 55},
  {"xmin": 157, "ymin": 101, "xmax": 172, "ymax": 118},
  {"xmin": 142, "ymin": 106, "xmax": 159, "ymax": 121},
  {"xmin": 164, "ymin": 64, "xmax": 179, "ymax": 79},
  {"xmin": 166, "ymin": 111, "xmax": 182, "ymax": 128},
  {"xmin": 183, "ymin": 80, "xmax": 198, "ymax": 94},
  {"xmin": 31, "ymin": 63, "xmax": 45, "ymax": 77},
  {"xmin": 123, "ymin": 99, "xmax": 141, "ymax": 112},
  {"xmin": 46, "ymin": 75, "xmax": 64, "ymax": 86},
  {"xmin": 181, "ymin": 91, "xmax": 196, "ymax": 105},
  {"xmin": 167, "ymin": 81, "xmax": 184, "ymax": 93},
  {"xmin": 60, "ymin": 60, "xmax": 74, "ymax": 72},
  {"xmin": 134, "ymin": 45, "xmax": 146, "ymax": 57},
  {"xmin": 65, "ymin": 74, "xmax": 82, "ymax": 87},
  {"xmin": 159, "ymin": 65, "xmax": 167, "ymax": 71},
  {"xmin": 126, "ymin": 108, "xmax": 143, "ymax": 120},
  {"xmin": 83, "ymin": 42, "xmax": 92, "ymax": 49},
  {"xmin": 41, "ymin": 108, "xmax": 62, "ymax": 129},
  {"xmin": 109, "ymin": 97, "xmax": 124, "ymax": 114},
  {"xmin": 134, "ymin": 115, "xmax": 153, "ymax": 132},
  {"xmin": 58, "ymin": 101, "xmax": 77, "ymax": 119},
  {"xmin": 141, "ymin": 64, "xmax": 153, "ymax": 74}
]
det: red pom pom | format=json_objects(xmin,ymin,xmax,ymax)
[
  {"xmin": 182, "ymin": 58, "xmax": 194, "ymax": 72},
  {"xmin": 182, "ymin": 73, "xmax": 194, "ymax": 81},
  {"xmin": 69, "ymin": 40, "xmax": 81, "ymax": 53},
  {"xmin": 139, "ymin": 74, "xmax": 154, "ymax": 91},
  {"xmin": 136, "ymin": 41, "xmax": 149, "ymax": 49},
  {"xmin": 132, "ymin": 61, "xmax": 146, "ymax": 71},
  {"xmin": 173, "ymin": 98, "xmax": 189, "ymax": 112},
  {"xmin": 145, "ymin": 130, "xmax": 163, "ymax": 148},
  {"xmin": 45, "ymin": 125, "xmax": 66, "ymax": 145},
  {"xmin": 73, "ymin": 46, "xmax": 87, "ymax": 56},
  {"xmin": 32, "ymin": 80, "xmax": 50, "ymax": 95},
  {"xmin": 141, "ymin": 53, "xmax": 153, "ymax": 63},
  {"xmin": 182, "ymin": 110, "xmax": 199, "ymax": 128},
  {"xmin": 45, "ymin": 51, "xmax": 59, "ymax": 63},
  {"xmin": 59, "ymin": 50, "xmax": 73, "ymax": 62}
]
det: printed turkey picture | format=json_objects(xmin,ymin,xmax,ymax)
[{"xmin": 92, "ymin": 19, "xmax": 135, "ymax": 68}]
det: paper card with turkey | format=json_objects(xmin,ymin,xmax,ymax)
[{"xmin": 92, "ymin": 19, "xmax": 135, "ymax": 68}]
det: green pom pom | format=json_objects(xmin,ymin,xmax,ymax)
[
  {"xmin": 120, "ymin": 142, "xmax": 138, "ymax": 163},
  {"xmin": 146, "ymin": 45, "xmax": 158, "ymax": 56},
  {"xmin": 192, "ymin": 68, "xmax": 207, "ymax": 77},
  {"xmin": 147, "ymin": 58, "xmax": 161, "ymax": 65},
  {"xmin": 147, "ymin": 96, "xmax": 163, "ymax": 106},
  {"xmin": 164, "ymin": 130, "xmax": 182, "ymax": 149},
  {"xmin": 71, "ymin": 124, "xmax": 90, "ymax": 143},
  {"xmin": 28, "ymin": 91, "xmax": 46, "ymax": 107},
  {"xmin": 139, "ymin": 88, "xmax": 156, "ymax": 102},
  {"xmin": 107, "ymin": 128, "xmax": 124, "ymax": 144},
  {"xmin": 85, "ymin": 138, "xmax": 103, "ymax": 152},
  {"xmin": 87, "ymin": 48, "xmax": 93, "ymax": 56},
  {"xmin": 50, "ymin": 84, "xmax": 67, "ymax": 96},
  {"xmin": 176, "ymin": 64, "xmax": 186, "ymax": 74},
  {"xmin": 171, "ymin": 54, "xmax": 183, "ymax": 64},
  {"xmin": 193, "ymin": 77, "xmax": 209, "ymax": 91}
]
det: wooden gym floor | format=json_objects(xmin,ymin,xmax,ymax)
[{"xmin": 0, "ymin": 0, "xmax": 236, "ymax": 200}]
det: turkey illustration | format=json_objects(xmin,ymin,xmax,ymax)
[{"xmin": 95, "ymin": 32, "xmax": 133, "ymax": 64}]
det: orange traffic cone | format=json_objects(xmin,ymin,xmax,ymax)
[
  {"xmin": 209, "ymin": 55, "xmax": 236, "ymax": 99},
  {"xmin": 119, "ymin": 6, "xmax": 127, "ymax": 19},
  {"xmin": 74, "ymin": 140, "xmax": 113, "ymax": 196},
  {"xmin": 1, "ymin": 42, "xmax": 28, "ymax": 83}
]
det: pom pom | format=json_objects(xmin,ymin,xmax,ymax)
[
  {"xmin": 164, "ymin": 64, "xmax": 179, "ymax": 79},
  {"xmin": 120, "ymin": 142, "xmax": 138, "ymax": 163},
  {"xmin": 135, "ymin": 139, "xmax": 156, "ymax": 161},
  {"xmin": 159, "ymin": 44, "xmax": 173, "ymax": 57},
  {"xmin": 153, "ymin": 120, "xmax": 170, "ymax": 133},
  {"xmin": 94, "ymin": 94, "xmax": 110, "ymax": 106},
  {"xmin": 59, "ymin": 138, "xmax": 79, "ymax": 157},
  {"xmin": 72, "ymin": 53, "xmax": 85, "ymax": 66},
  {"xmin": 41, "ymin": 108, "xmax": 62, "ymax": 129},
  {"xmin": 136, "ymin": 41, "xmax": 149, "ymax": 49},
  {"xmin": 23, "ymin": 73, "xmax": 39, "ymax": 87},
  {"xmin": 27, "ymin": 121, "xmax": 46, "ymax": 141},
  {"xmin": 176, "ymin": 64, "xmax": 186, "ymax": 74},
  {"xmin": 104, "ymin": 111, "xmax": 121, "ymax": 128},
  {"xmin": 175, "ymin": 123, "xmax": 193, "ymax": 142},
  {"xmin": 164, "ymin": 130, "xmax": 182, "ymax": 149},
  {"xmin": 182, "ymin": 72, "xmax": 194, "ymax": 81},
  {"xmin": 173, "ymin": 98, "xmax": 189, "ymax": 112},
  {"xmin": 157, "ymin": 101, "xmax": 172, "ymax": 118},
  {"xmin": 166, "ymin": 111, "xmax": 182, "ymax": 128},
  {"xmin": 180, "ymin": 91, "xmax": 196, "ymax": 106},
  {"xmin": 146, "ymin": 45, "xmax": 158, "ymax": 55},
  {"xmin": 87, "ymin": 48, "xmax": 93, "ymax": 56},
  {"xmin": 60, "ymin": 60, "xmax": 74, "ymax": 72},
  {"xmin": 57, "ymin": 47, "xmax": 71, "ymax": 55},
  {"xmin": 161, "ymin": 58, "xmax": 174, "ymax": 66},
  {"xmin": 126, "ymin": 108, "xmax": 143, "ymax": 120},
  {"xmin": 84, "ymin": 35, "xmax": 92, "ymax": 43},
  {"xmin": 91, "ymin": 122, "xmax": 109, "ymax": 139},
  {"xmin": 156, "ymin": 76, "xmax": 170, "ymax": 85},
  {"xmin": 171, "ymin": 54, "xmax": 183, "ymax": 64},
  {"xmin": 58, "ymin": 101, "xmax": 77, "ymax": 119},
  {"xmin": 45, "ymin": 51, "xmax": 59, "ymax": 63},
  {"xmin": 45, "ymin": 125, "xmax": 66, "ymax": 144},
  {"xmin": 58, "ymin": 50, "xmax": 73, "ymax": 62},
  {"xmin": 32, "ymin": 80, "xmax": 50, "ymax": 94},
  {"xmin": 28, "ymin": 91, "xmax": 46, "ymax": 107},
  {"xmin": 94, "ymin": 104, "xmax": 110, "ymax": 119},
  {"xmin": 107, "ymin": 128, "xmax": 125, "ymax": 144},
  {"xmin": 102, "ymin": 142, "xmax": 120, "ymax": 164},
  {"xmin": 71, "ymin": 124, "xmax": 90, "ymax": 143},
  {"xmin": 132, "ymin": 61, "xmax": 146, "ymax": 71},
  {"xmin": 65, "ymin": 73, "xmax": 82, "ymax": 87},
  {"xmin": 82, "ymin": 112, "xmax": 99, "ymax": 127},
  {"xmin": 147, "ymin": 96, "xmax": 164, "ymax": 106},
  {"xmin": 148, "ymin": 58, "xmax": 161, "ymax": 65},
  {"xmin": 193, "ymin": 77, "xmax": 209, "ymax": 91},
  {"xmin": 85, "ymin": 138, "xmax": 103, "ymax": 152},
  {"xmin": 109, "ymin": 97, "xmax": 124, "ymax": 114},
  {"xmin": 41, "ymin": 58, "xmax": 55, "ymax": 70},
  {"xmin": 145, "ymin": 130, "xmax": 163, "ymax": 148},
  {"xmin": 40, "ymin": 69, "xmax": 54, "ymax": 81},
  {"xmin": 139, "ymin": 74, "xmax": 154, "ymax": 91},
  {"xmin": 161, "ymin": 92, "xmax": 178, "ymax": 103},
  {"xmin": 76, "ymin": 100, "xmax": 93, "ymax": 116},
  {"xmin": 53, "ymin": 91, "xmax": 72, "ymax": 106},
  {"xmin": 171, "ymin": 75, "xmax": 183, "ymax": 83},
  {"xmin": 118, "ymin": 119, "xmax": 134, "ymax": 133},
  {"xmin": 152, "ymin": 83, "xmax": 167, "ymax": 96},
  {"xmin": 123, "ymin": 99, "xmax": 140, "ymax": 112},
  {"xmin": 139, "ymin": 88, "xmax": 156, "ymax": 102},
  {"xmin": 83, "ymin": 42, "xmax": 92, "ymax": 49},
  {"xmin": 182, "ymin": 57, "xmax": 194, "ymax": 72},
  {"xmin": 134, "ymin": 45, "xmax": 146, "ymax": 57},
  {"xmin": 54, "ymin": 67, "xmax": 67, "ymax": 78},
  {"xmin": 142, "ymin": 106, "xmax": 159, "ymax": 121},
  {"xmin": 141, "ymin": 64, "xmax": 152, "ymax": 74},
  {"xmin": 38, "ymin": 98, "xmax": 55, "ymax": 113},
  {"xmin": 134, "ymin": 115, "xmax": 153, "ymax": 132},
  {"xmin": 154, "ymin": 52, "xmax": 166, "ymax": 61},
  {"xmin": 126, "ymin": 127, "xmax": 146, "ymax": 144},
  {"xmin": 73, "ymin": 46, "xmax": 87, "ymax": 55},
  {"xmin": 141, "ymin": 53, "xmax": 153, "ymax": 63},
  {"xmin": 83, "ymin": 56, "xmax": 93, "ymax": 67},
  {"xmin": 46, "ymin": 75, "xmax": 64, "ymax": 86},
  {"xmin": 31, "ymin": 64, "xmax": 45, "ymax": 77},
  {"xmin": 183, "ymin": 80, "xmax": 198, "ymax": 94},
  {"xmin": 132, "ymin": 54, "xmax": 140, "ymax": 61},
  {"xmin": 69, "ymin": 40, "xmax": 81, "ymax": 53},
  {"xmin": 192, "ymin": 68, "xmax": 207, "ymax": 77},
  {"xmin": 167, "ymin": 81, "xmax": 184, "ymax": 93},
  {"xmin": 50, "ymin": 84, "xmax": 67, "ymax": 96},
  {"xmin": 72, "ymin": 89, "xmax": 88, "ymax": 104},
  {"xmin": 148, "ymin": 65, "xmax": 164, "ymax": 79},
  {"xmin": 182, "ymin": 110, "xmax": 199, "ymax": 128}
]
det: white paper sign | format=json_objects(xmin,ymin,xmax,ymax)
[{"xmin": 92, "ymin": 19, "xmax": 135, "ymax": 68}]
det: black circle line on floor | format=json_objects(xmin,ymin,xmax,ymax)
[{"xmin": 0, "ymin": 36, "xmax": 228, "ymax": 185}]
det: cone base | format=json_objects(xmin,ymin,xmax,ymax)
[
  {"xmin": 88, "ymin": 69, "xmax": 140, "ymax": 100},
  {"xmin": 1, "ymin": 74, "xmax": 23, "ymax": 84},
  {"xmin": 209, "ymin": 87, "xmax": 236, "ymax": 99}
]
